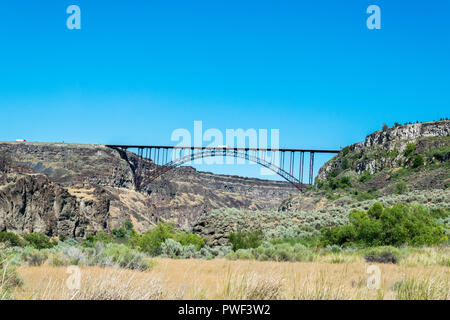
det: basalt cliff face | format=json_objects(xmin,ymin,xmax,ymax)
[
  {"xmin": 318, "ymin": 120, "xmax": 450, "ymax": 181},
  {"xmin": 281, "ymin": 120, "xmax": 450, "ymax": 213},
  {"xmin": 0, "ymin": 173, "xmax": 109, "ymax": 238},
  {"xmin": 0, "ymin": 142, "xmax": 297, "ymax": 237}
]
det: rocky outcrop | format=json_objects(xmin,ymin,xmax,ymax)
[
  {"xmin": 0, "ymin": 143, "xmax": 137, "ymax": 189},
  {"xmin": 363, "ymin": 121, "xmax": 450, "ymax": 149},
  {"xmin": 318, "ymin": 120, "xmax": 450, "ymax": 181},
  {"xmin": 0, "ymin": 173, "xmax": 109, "ymax": 238}
]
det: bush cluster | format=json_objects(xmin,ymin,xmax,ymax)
[
  {"xmin": 393, "ymin": 182, "xmax": 407, "ymax": 195},
  {"xmin": 23, "ymin": 233, "xmax": 57, "ymax": 249},
  {"xmin": 0, "ymin": 232, "xmax": 57, "ymax": 249},
  {"xmin": 364, "ymin": 246, "xmax": 400, "ymax": 264},
  {"xmin": 228, "ymin": 230, "xmax": 264, "ymax": 251},
  {"xmin": 226, "ymin": 242, "xmax": 315, "ymax": 262},
  {"xmin": 0, "ymin": 232, "xmax": 23, "ymax": 247},
  {"xmin": 2, "ymin": 241, "xmax": 153, "ymax": 271},
  {"xmin": 81, "ymin": 221, "xmax": 206, "ymax": 257},
  {"xmin": 320, "ymin": 203, "xmax": 448, "ymax": 247},
  {"xmin": 130, "ymin": 222, "xmax": 205, "ymax": 255}
]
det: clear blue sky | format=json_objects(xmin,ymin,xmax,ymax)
[{"xmin": 0, "ymin": 1, "xmax": 449, "ymax": 181}]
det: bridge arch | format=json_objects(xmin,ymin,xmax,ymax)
[
  {"xmin": 107, "ymin": 145, "xmax": 340, "ymax": 192},
  {"xmin": 148, "ymin": 148, "xmax": 305, "ymax": 190}
]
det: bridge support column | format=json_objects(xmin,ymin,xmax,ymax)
[{"xmin": 309, "ymin": 152, "xmax": 315, "ymax": 185}]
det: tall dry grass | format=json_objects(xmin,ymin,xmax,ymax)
[
  {"xmin": 1, "ymin": 260, "xmax": 23, "ymax": 300},
  {"xmin": 12, "ymin": 258, "xmax": 449, "ymax": 300}
]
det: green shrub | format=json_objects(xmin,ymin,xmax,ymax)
[
  {"xmin": 368, "ymin": 202, "xmax": 383, "ymax": 219},
  {"xmin": 197, "ymin": 245, "xmax": 232, "ymax": 260},
  {"xmin": 316, "ymin": 179, "xmax": 325, "ymax": 189},
  {"xmin": 412, "ymin": 155, "xmax": 424, "ymax": 168},
  {"xmin": 228, "ymin": 230, "xmax": 264, "ymax": 251},
  {"xmin": 341, "ymin": 158, "xmax": 350, "ymax": 170},
  {"xmin": 326, "ymin": 245, "xmax": 343, "ymax": 253},
  {"xmin": 82, "ymin": 232, "xmax": 113, "ymax": 247},
  {"xmin": 404, "ymin": 143, "xmax": 416, "ymax": 157},
  {"xmin": 180, "ymin": 245, "xmax": 198, "ymax": 259},
  {"xmin": 138, "ymin": 222, "xmax": 176, "ymax": 255},
  {"xmin": 393, "ymin": 182, "xmax": 407, "ymax": 195},
  {"xmin": 98, "ymin": 243, "xmax": 152, "ymax": 270},
  {"xmin": 391, "ymin": 167, "xmax": 410, "ymax": 180},
  {"xmin": 321, "ymin": 225, "xmax": 357, "ymax": 247},
  {"xmin": 364, "ymin": 247, "xmax": 400, "ymax": 264},
  {"xmin": 160, "ymin": 238, "xmax": 183, "ymax": 258},
  {"xmin": 387, "ymin": 148, "xmax": 399, "ymax": 159},
  {"xmin": 0, "ymin": 232, "xmax": 24, "ymax": 247},
  {"xmin": 160, "ymin": 239, "xmax": 199, "ymax": 259},
  {"xmin": 23, "ymin": 233, "xmax": 56, "ymax": 249},
  {"xmin": 270, "ymin": 234, "xmax": 321, "ymax": 248},
  {"xmin": 111, "ymin": 222, "xmax": 135, "ymax": 239},
  {"xmin": 327, "ymin": 169, "xmax": 340, "ymax": 179},
  {"xmin": 273, "ymin": 243, "xmax": 292, "ymax": 261},
  {"xmin": 320, "ymin": 203, "xmax": 448, "ymax": 247},
  {"xmin": 354, "ymin": 190, "xmax": 377, "ymax": 201},
  {"xmin": 358, "ymin": 171, "xmax": 373, "ymax": 183},
  {"xmin": 111, "ymin": 228, "xmax": 127, "ymax": 239},
  {"xmin": 21, "ymin": 247, "xmax": 48, "ymax": 266},
  {"xmin": 340, "ymin": 176, "xmax": 351, "ymax": 187},
  {"xmin": 122, "ymin": 221, "xmax": 134, "ymax": 231},
  {"xmin": 227, "ymin": 242, "xmax": 315, "ymax": 262},
  {"xmin": 226, "ymin": 249, "xmax": 255, "ymax": 260},
  {"xmin": 122, "ymin": 222, "xmax": 205, "ymax": 256},
  {"xmin": 428, "ymin": 145, "xmax": 450, "ymax": 163},
  {"xmin": 175, "ymin": 233, "xmax": 205, "ymax": 250}
]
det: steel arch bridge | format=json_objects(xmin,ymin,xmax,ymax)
[{"xmin": 106, "ymin": 145, "xmax": 340, "ymax": 191}]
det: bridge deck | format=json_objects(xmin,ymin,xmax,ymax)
[{"xmin": 105, "ymin": 145, "xmax": 341, "ymax": 154}]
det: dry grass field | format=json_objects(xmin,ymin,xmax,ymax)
[{"xmin": 12, "ymin": 258, "xmax": 449, "ymax": 300}]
